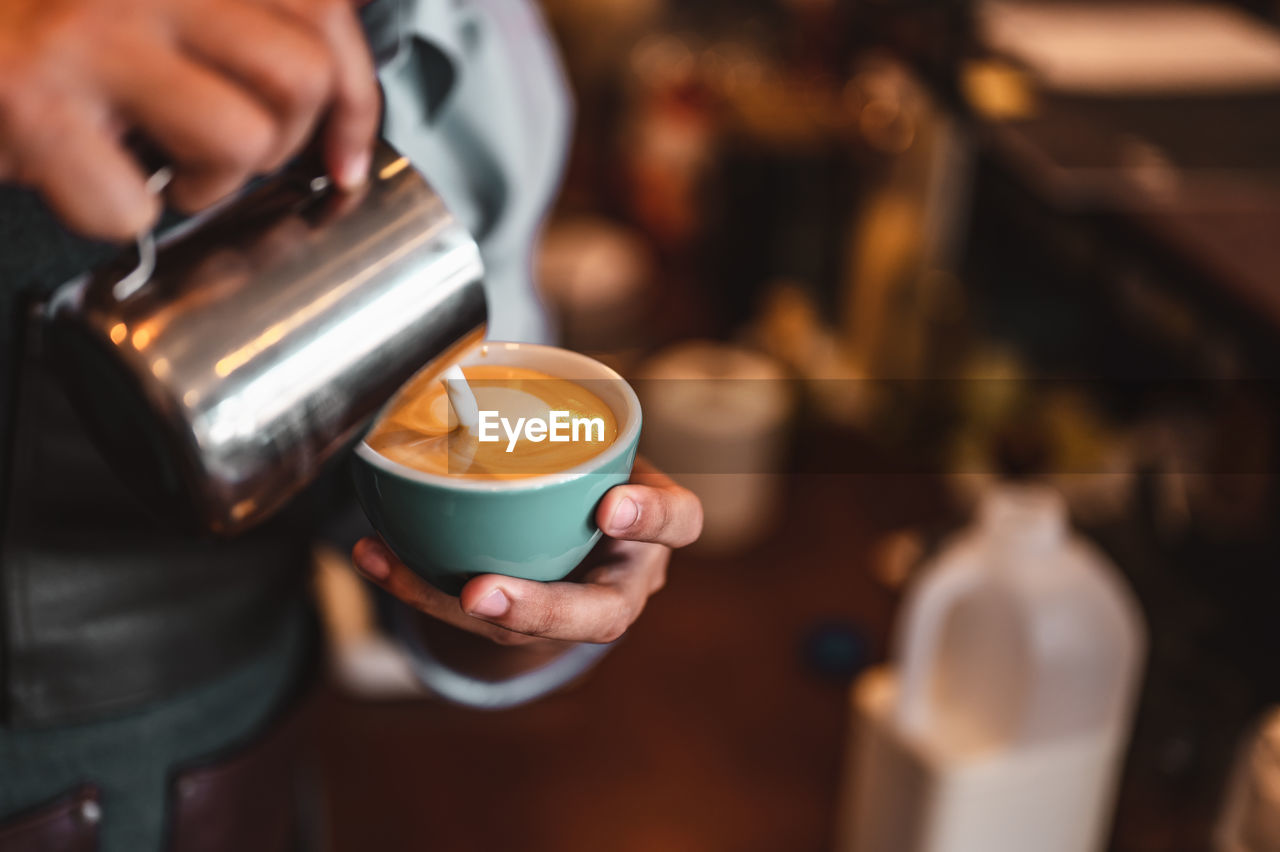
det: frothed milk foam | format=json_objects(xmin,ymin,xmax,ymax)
[{"xmin": 366, "ymin": 364, "xmax": 619, "ymax": 478}]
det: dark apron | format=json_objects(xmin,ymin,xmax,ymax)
[{"xmin": 1, "ymin": 314, "xmax": 314, "ymax": 727}]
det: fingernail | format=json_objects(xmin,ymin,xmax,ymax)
[
  {"xmin": 608, "ymin": 497, "xmax": 639, "ymax": 534},
  {"xmin": 336, "ymin": 149, "xmax": 371, "ymax": 190},
  {"xmin": 469, "ymin": 588, "xmax": 510, "ymax": 619},
  {"xmin": 355, "ymin": 543, "xmax": 389, "ymax": 581}
]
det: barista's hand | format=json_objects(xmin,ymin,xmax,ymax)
[
  {"xmin": 0, "ymin": 0, "xmax": 379, "ymax": 241},
  {"xmin": 351, "ymin": 459, "xmax": 703, "ymax": 646}
]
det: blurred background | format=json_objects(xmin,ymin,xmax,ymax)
[{"xmin": 306, "ymin": 1, "xmax": 1280, "ymax": 849}]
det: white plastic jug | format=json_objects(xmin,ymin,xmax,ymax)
[{"xmin": 839, "ymin": 484, "xmax": 1146, "ymax": 852}]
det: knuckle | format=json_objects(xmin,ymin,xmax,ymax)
[
  {"xmin": 219, "ymin": 113, "xmax": 275, "ymax": 170},
  {"xmin": 530, "ymin": 598, "xmax": 564, "ymax": 638},
  {"xmin": 647, "ymin": 493, "xmax": 673, "ymax": 538},
  {"xmin": 275, "ymin": 45, "xmax": 330, "ymax": 112},
  {"xmin": 596, "ymin": 597, "xmax": 635, "ymax": 644},
  {"xmin": 336, "ymin": 78, "xmax": 380, "ymax": 129},
  {"xmin": 597, "ymin": 616, "xmax": 630, "ymax": 645}
]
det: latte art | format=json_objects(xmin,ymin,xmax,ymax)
[{"xmin": 366, "ymin": 364, "xmax": 619, "ymax": 478}]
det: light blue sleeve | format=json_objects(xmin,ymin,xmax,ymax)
[{"xmin": 378, "ymin": 0, "xmax": 573, "ymax": 344}]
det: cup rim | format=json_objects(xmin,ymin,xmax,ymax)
[{"xmin": 355, "ymin": 341, "xmax": 641, "ymax": 492}]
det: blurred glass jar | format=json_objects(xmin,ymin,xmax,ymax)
[
  {"xmin": 635, "ymin": 341, "xmax": 795, "ymax": 553},
  {"xmin": 537, "ymin": 216, "xmax": 657, "ymax": 356}
]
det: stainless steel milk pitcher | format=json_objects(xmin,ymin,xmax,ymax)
[{"xmin": 45, "ymin": 140, "xmax": 487, "ymax": 535}]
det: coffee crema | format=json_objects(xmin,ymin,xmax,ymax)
[{"xmin": 365, "ymin": 364, "xmax": 619, "ymax": 479}]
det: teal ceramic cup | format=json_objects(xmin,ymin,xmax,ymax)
[{"xmin": 352, "ymin": 342, "xmax": 641, "ymax": 595}]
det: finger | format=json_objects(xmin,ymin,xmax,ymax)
[
  {"xmin": 277, "ymin": 0, "xmax": 380, "ymax": 188},
  {"xmin": 458, "ymin": 541, "xmax": 669, "ymax": 644},
  {"xmin": 351, "ymin": 537, "xmax": 542, "ymax": 646},
  {"xmin": 14, "ymin": 100, "xmax": 159, "ymax": 240},
  {"xmin": 178, "ymin": 0, "xmax": 334, "ymax": 171},
  {"xmin": 580, "ymin": 540, "xmax": 669, "ymax": 598},
  {"xmin": 596, "ymin": 461, "xmax": 703, "ymax": 548},
  {"xmin": 101, "ymin": 42, "xmax": 277, "ymax": 211}
]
